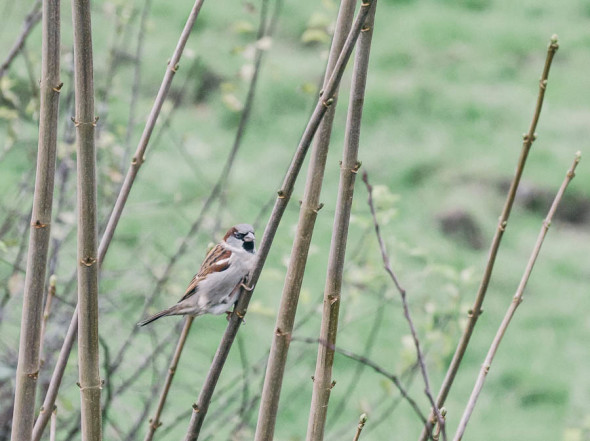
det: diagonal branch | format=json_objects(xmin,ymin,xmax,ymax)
[
  {"xmin": 418, "ymin": 34, "xmax": 560, "ymax": 441},
  {"xmin": 452, "ymin": 152, "xmax": 580, "ymax": 441},
  {"xmin": 184, "ymin": 2, "xmax": 376, "ymax": 439},
  {"xmin": 0, "ymin": 0, "xmax": 42, "ymax": 78}
]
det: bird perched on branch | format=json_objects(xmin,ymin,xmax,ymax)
[{"xmin": 138, "ymin": 224, "xmax": 256, "ymax": 326}]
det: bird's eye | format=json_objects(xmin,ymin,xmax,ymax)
[{"xmin": 234, "ymin": 232, "xmax": 245, "ymax": 239}]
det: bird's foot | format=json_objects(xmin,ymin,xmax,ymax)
[{"xmin": 240, "ymin": 282, "xmax": 254, "ymax": 292}]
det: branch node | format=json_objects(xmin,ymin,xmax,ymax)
[
  {"xmin": 71, "ymin": 116, "xmax": 98, "ymax": 127},
  {"xmin": 52, "ymin": 82, "xmax": 64, "ymax": 93},
  {"xmin": 80, "ymin": 256, "xmax": 97, "ymax": 267},
  {"xmin": 235, "ymin": 310, "xmax": 246, "ymax": 320},
  {"xmin": 27, "ymin": 370, "xmax": 39, "ymax": 380},
  {"xmin": 361, "ymin": 25, "xmax": 372, "ymax": 32},
  {"xmin": 192, "ymin": 403, "xmax": 200, "ymax": 412},
  {"xmin": 167, "ymin": 60, "xmax": 180, "ymax": 73},
  {"xmin": 543, "ymin": 220, "xmax": 551, "ymax": 229},
  {"xmin": 330, "ymin": 380, "xmax": 337, "ymax": 389},
  {"xmin": 311, "ymin": 375, "xmax": 315, "ymax": 382},
  {"xmin": 498, "ymin": 219, "xmax": 507, "ymax": 232},
  {"xmin": 361, "ymin": 0, "xmax": 371, "ymax": 6},
  {"xmin": 277, "ymin": 189, "xmax": 286, "ymax": 199},
  {"xmin": 275, "ymin": 327, "xmax": 290, "ymax": 340},
  {"xmin": 31, "ymin": 220, "xmax": 49, "ymax": 229},
  {"xmin": 467, "ymin": 308, "xmax": 483, "ymax": 318},
  {"xmin": 322, "ymin": 97, "xmax": 334, "ymax": 108},
  {"xmin": 313, "ymin": 203, "xmax": 324, "ymax": 213}
]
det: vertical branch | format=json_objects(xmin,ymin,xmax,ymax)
[
  {"xmin": 306, "ymin": 2, "xmax": 377, "ymax": 440},
  {"xmin": 32, "ymin": 306, "xmax": 78, "ymax": 441},
  {"xmin": 363, "ymin": 172, "xmax": 447, "ymax": 441},
  {"xmin": 32, "ymin": 2, "xmax": 207, "ymax": 438},
  {"xmin": 71, "ymin": 0, "xmax": 101, "ymax": 439},
  {"xmin": 452, "ymin": 153, "xmax": 580, "ymax": 441},
  {"xmin": 143, "ymin": 317, "xmax": 194, "ymax": 441},
  {"xmin": 49, "ymin": 407, "xmax": 57, "ymax": 441},
  {"xmin": 10, "ymin": 0, "xmax": 60, "ymax": 439},
  {"xmin": 419, "ymin": 34, "xmax": 560, "ymax": 441},
  {"xmin": 184, "ymin": 3, "xmax": 375, "ymax": 439},
  {"xmin": 38, "ymin": 275, "xmax": 57, "ymax": 368},
  {"xmin": 254, "ymin": 0, "xmax": 359, "ymax": 439}
]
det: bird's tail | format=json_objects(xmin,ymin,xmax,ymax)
[{"xmin": 137, "ymin": 307, "xmax": 175, "ymax": 326}]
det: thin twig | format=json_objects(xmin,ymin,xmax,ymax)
[
  {"xmin": 122, "ymin": 0, "xmax": 153, "ymax": 170},
  {"xmin": 184, "ymin": 3, "xmax": 376, "ymax": 439},
  {"xmin": 363, "ymin": 171, "xmax": 447, "ymax": 441},
  {"xmin": 38, "ymin": 275, "xmax": 57, "ymax": 368},
  {"xmin": 0, "ymin": 0, "xmax": 42, "ymax": 78},
  {"xmin": 452, "ymin": 152, "xmax": 580, "ymax": 441},
  {"xmin": 352, "ymin": 414, "xmax": 368, "ymax": 441},
  {"xmin": 419, "ymin": 34, "xmax": 560, "ymax": 441},
  {"xmin": 143, "ymin": 317, "xmax": 194, "ymax": 441},
  {"xmin": 294, "ymin": 336, "xmax": 426, "ymax": 424}
]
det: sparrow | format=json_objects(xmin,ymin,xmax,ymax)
[{"xmin": 138, "ymin": 224, "xmax": 256, "ymax": 326}]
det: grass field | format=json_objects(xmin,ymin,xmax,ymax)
[{"xmin": 1, "ymin": 0, "xmax": 589, "ymax": 440}]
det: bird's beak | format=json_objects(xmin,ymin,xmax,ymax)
[{"xmin": 244, "ymin": 232, "xmax": 255, "ymax": 242}]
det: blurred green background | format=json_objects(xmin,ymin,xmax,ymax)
[{"xmin": 0, "ymin": 0, "xmax": 589, "ymax": 440}]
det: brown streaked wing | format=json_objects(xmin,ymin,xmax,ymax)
[{"xmin": 178, "ymin": 244, "xmax": 232, "ymax": 302}]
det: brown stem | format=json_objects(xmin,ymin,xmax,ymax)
[
  {"xmin": 143, "ymin": 317, "xmax": 194, "ymax": 441},
  {"xmin": 71, "ymin": 0, "xmax": 101, "ymax": 438},
  {"xmin": 10, "ymin": 0, "xmax": 60, "ymax": 439},
  {"xmin": 255, "ymin": 0, "xmax": 358, "ymax": 439},
  {"xmin": 306, "ymin": 2, "xmax": 377, "ymax": 440},
  {"xmin": 452, "ymin": 152, "xmax": 580, "ymax": 441}
]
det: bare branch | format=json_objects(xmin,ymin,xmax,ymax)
[
  {"xmin": 0, "ymin": 0, "xmax": 41, "ymax": 78},
  {"xmin": 143, "ymin": 317, "xmax": 194, "ymax": 441},
  {"xmin": 71, "ymin": 0, "xmax": 102, "ymax": 437},
  {"xmin": 32, "ymin": 2, "xmax": 206, "ymax": 437},
  {"xmin": 306, "ymin": 2, "xmax": 377, "ymax": 439},
  {"xmin": 10, "ymin": 0, "xmax": 60, "ymax": 438},
  {"xmin": 452, "ymin": 152, "xmax": 580, "ymax": 441},
  {"xmin": 363, "ymin": 171, "xmax": 446, "ymax": 441},
  {"xmin": 294, "ymin": 336, "xmax": 426, "ymax": 424},
  {"xmin": 418, "ymin": 34, "xmax": 561, "ymax": 441}
]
